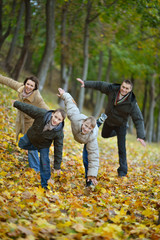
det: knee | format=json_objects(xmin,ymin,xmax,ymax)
[{"xmin": 18, "ymin": 138, "xmax": 23, "ymax": 149}]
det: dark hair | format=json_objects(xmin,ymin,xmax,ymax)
[
  {"xmin": 123, "ymin": 79, "xmax": 133, "ymax": 89},
  {"xmin": 55, "ymin": 108, "xmax": 66, "ymax": 120},
  {"xmin": 23, "ymin": 76, "xmax": 39, "ymax": 90}
]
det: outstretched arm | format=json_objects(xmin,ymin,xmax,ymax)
[
  {"xmin": 57, "ymin": 88, "xmax": 81, "ymax": 121},
  {"xmin": 76, "ymin": 78, "xmax": 85, "ymax": 87}
]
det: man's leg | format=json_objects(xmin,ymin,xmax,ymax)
[
  {"xmin": 19, "ymin": 134, "xmax": 40, "ymax": 172},
  {"xmin": 83, "ymin": 144, "xmax": 88, "ymax": 179},
  {"xmin": 39, "ymin": 148, "xmax": 51, "ymax": 189},
  {"xmin": 116, "ymin": 126, "xmax": 127, "ymax": 177},
  {"xmin": 28, "ymin": 150, "xmax": 40, "ymax": 172},
  {"xmin": 18, "ymin": 134, "xmax": 37, "ymax": 151},
  {"xmin": 101, "ymin": 121, "xmax": 116, "ymax": 138}
]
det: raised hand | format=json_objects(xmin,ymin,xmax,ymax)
[
  {"xmin": 76, "ymin": 78, "xmax": 85, "ymax": 87},
  {"xmin": 57, "ymin": 88, "xmax": 65, "ymax": 97}
]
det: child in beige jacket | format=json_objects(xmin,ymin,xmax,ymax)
[{"xmin": 58, "ymin": 88, "xmax": 107, "ymax": 187}]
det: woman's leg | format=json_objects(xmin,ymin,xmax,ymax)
[{"xmin": 18, "ymin": 134, "xmax": 37, "ymax": 150}]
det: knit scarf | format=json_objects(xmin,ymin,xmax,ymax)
[
  {"xmin": 43, "ymin": 117, "xmax": 56, "ymax": 132},
  {"xmin": 22, "ymin": 89, "xmax": 33, "ymax": 99},
  {"xmin": 114, "ymin": 90, "xmax": 130, "ymax": 106}
]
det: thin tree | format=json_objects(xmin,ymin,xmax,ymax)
[
  {"xmin": 5, "ymin": 0, "xmax": 25, "ymax": 72},
  {"xmin": 59, "ymin": 0, "xmax": 72, "ymax": 107},
  {"xmin": 93, "ymin": 48, "xmax": 112, "ymax": 118},
  {"xmin": 11, "ymin": 0, "xmax": 31, "ymax": 80},
  {"xmin": 0, "ymin": 0, "xmax": 15, "ymax": 50},
  {"xmin": 78, "ymin": 0, "xmax": 99, "ymax": 112},
  {"xmin": 37, "ymin": 0, "xmax": 56, "ymax": 91},
  {"xmin": 146, "ymin": 77, "xmax": 156, "ymax": 142}
]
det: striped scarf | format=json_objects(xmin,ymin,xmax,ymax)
[{"xmin": 114, "ymin": 91, "xmax": 130, "ymax": 106}]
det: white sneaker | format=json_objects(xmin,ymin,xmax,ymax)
[{"xmin": 98, "ymin": 113, "xmax": 107, "ymax": 123}]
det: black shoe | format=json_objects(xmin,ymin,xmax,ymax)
[{"xmin": 86, "ymin": 179, "xmax": 94, "ymax": 187}]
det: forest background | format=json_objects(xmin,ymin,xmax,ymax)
[
  {"xmin": 0, "ymin": 0, "xmax": 160, "ymax": 143},
  {"xmin": 0, "ymin": 0, "xmax": 160, "ymax": 239}
]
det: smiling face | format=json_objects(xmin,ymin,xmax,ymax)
[
  {"xmin": 51, "ymin": 111, "xmax": 63, "ymax": 126},
  {"xmin": 81, "ymin": 120, "xmax": 94, "ymax": 135},
  {"xmin": 24, "ymin": 79, "xmax": 36, "ymax": 94},
  {"xmin": 120, "ymin": 82, "xmax": 132, "ymax": 96}
]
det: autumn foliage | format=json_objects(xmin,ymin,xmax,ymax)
[{"xmin": 0, "ymin": 85, "xmax": 160, "ymax": 240}]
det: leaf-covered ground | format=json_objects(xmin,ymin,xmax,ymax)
[{"xmin": 0, "ymin": 85, "xmax": 160, "ymax": 240}]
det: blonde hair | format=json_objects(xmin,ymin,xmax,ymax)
[{"xmin": 84, "ymin": 116, "xmax": 96, "ymax": 128}]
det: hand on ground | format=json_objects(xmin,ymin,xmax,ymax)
[{"xmin": 87, "ymin": 176, "xmax": 98, "ymax": 185}]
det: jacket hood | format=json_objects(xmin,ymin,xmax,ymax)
[{"xmin": 44, "ymin": 110, "xmax": 64, "ymax": 131}]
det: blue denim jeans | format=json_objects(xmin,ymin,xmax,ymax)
[
  {"xmin": 83, "ymin": 144, "xmax": 88, "ymax": 179},
  {"xmin": 28, "ymin": 150, "xmax": 40, "ymax": 172},
  {"xmin": 19, "ymin": 134, "xmax": 50, "ymax": 188}
]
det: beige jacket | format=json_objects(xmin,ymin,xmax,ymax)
[
  {"xmin": 0, "ymin": 75, "xmax": 49, "ymax": 140},
  {"xmin": 62, "ymin": 92, "xmax": 99, "ymax": 177}
]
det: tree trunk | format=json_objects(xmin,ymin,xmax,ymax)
[
  {"xmin": 142, "ymin": 77, "xmax": 149, "ymax": 127},
  {"xmin": 127, "ymin": 116, "xmax": 133, "ymax": 134},
  {"xmin": 92, "ymin": 51, "xmax": 103, "ymax": 116},
  {"xmin": 93, "ymin": 48, "xmax": 112, "ymax": 118},
  {"xmin": 78, "ymin": 0, "xmax": 93, "ymax": 112},
  {"xmin": 38, "ymin": 0, "xmax": 56, "ymax": 91},
  {"xmin": 59, "ymin": 1, "xmax": 72, "ymax": 108},
  {"xmin": 157, "ymin": 108, "xmax": 160, "ymax": 142},
  {"xmin": 0, "ymin": 0, "xmax": 14, "ymax": 50},
  {"xmin": 11, "ymin": 0, "xmax": 31, "ymax": 80},
  {"xmin": 146, "ymin": 78, "xmax": 156, "ymax": 142},
  {"xmin": 5, "ymin": 0, "xmax": 25, "ymax": 72}
]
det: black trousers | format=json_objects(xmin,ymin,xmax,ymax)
[{"xmin": 102, "ymin": 121, "xmax": 127, "ymax": 176}]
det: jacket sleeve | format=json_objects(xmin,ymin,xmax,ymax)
[
  {"xmin": 84, "ymin": 81, "xmax": 112, "ymax": 95},
  {"xmin": 0, "ymin": 74, "xmax": 22, "ymax": 91},
  {"xmin": 61, "ymin": 92, "xmax": 81, "ymax": 122},
  {"xmin": 131, "ymin": 102, "xmax": 145, "ymax": 139},
  {"xmin": 13, "ymin": 101, "xmax": 47, "ymax": 119},
  {"xmin": 86, "ymin": 138, "xmax": 99, "ymax": 177},
  {"xmin": 53, "ymin": 131, "xmax": 64, "ymax": 169}
]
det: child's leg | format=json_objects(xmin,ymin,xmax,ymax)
[
  {"xmin": 39, "ymin": 148, "xmax": 51, "ymax": 189},
  {"xmin": 83, "ymin": 144, "xmax": 88, "ymax": 179},
  {"xmin": 18, "ymin": 134, "xmax": 37, "ymax": 151}
]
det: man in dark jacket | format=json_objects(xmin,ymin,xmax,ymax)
[
  {"xmin": 13, "ymin": 101, "xmax": 66, "ymax": 189},
  {"xmin": 77, "ymin": 78, "xmax": 146, "ymax": 177}
]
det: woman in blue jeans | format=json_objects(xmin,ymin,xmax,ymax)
[{"xmin": 0, "ymin": 74, "xmax": 49, "ymax": 172}]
